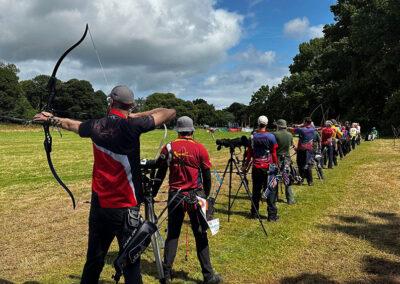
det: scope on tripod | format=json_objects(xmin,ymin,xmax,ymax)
[{"xmin": 215, "ymin": 135, "xmax": 249, "ymax": 150}]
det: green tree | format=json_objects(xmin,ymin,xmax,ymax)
[
  {"xmin": 193, "ymin": 99, "xmax": 216, "ymax": 126},
  {"xmin": 0, "ymin": 62, "xmax": 35, "ymax": 118},
  {"xmin": 144, "ymin": 93, "xmax": 196, "ymax": 122},
  {"xmin": 225, "ymin": 102, "xmax": 248, "ymax": 127},
  {"xmin": 56, "ymin": 79, "xmax": 107, "ymax": 119},
  {"xmin": 20, "ymin": 75, "xmax": 50, "ymax": 111},
  {"xmin": 212, "ymin": 110, "xmax": 235, "ymax": 127},
  {"xmin": 260, "ymin": 0, "xmax": 400, "ymax": 132}
]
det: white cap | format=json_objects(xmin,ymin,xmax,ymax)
[{"xmin": 258, "ymin": 115, "xmax": 268, "ymax": 126}]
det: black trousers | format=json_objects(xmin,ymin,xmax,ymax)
[
  {"xmin": 332, "ymin": 140, "xmax": 339, "ymax": 165},
  {"xmin": 81, "ymin": 194, "xmax": 141, "ymax": 284},
  {"xmin": 322, "ymin": 144, "xmax": 333, "ymax": 168},
  {"xmin": 296, "ymin": 149, "xmax": 313, "ymax": 184},
  {"xmin": 251, "ymin": 167, "xmax": 278, "ymax": 219},
  {"xmin": 337, "ymin": 140, "xmax": 344, "ymax": 159},
  {"xmin": 164, "ymin": 191, "xmax": 213, "ymax": 280},
  {"xmin": 351, "ymin": 137, "xmax": 356, "ymax": 149}
]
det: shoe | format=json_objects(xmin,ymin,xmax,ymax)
[
  {"xmin": 248, "ymin": 212, "xmax": 267, "ymax": 219},
  {"xmin": 267, "ymin": 216, "xmax": 279, "ymax": 222},
  {"xmin": 287, "ymin": 200, "xmax": 296, "ymax": 205},
  {"xmin": 162, "ymin": 266, "xmax": 172, "ymax": 284},
  {"xmin": 204, "ymin": 273, "xmax": 223, "ymax": 284},
  {"xmin": 308, "ymin": 182, "xmax": 314, "ymax": 186}
]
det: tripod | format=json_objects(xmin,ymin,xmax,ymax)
[
  {"xmin": 213, "ymin": 146, "xmax": 268, "ymax": 237},
  {"xmin": 141, "ymin": 164, "xmax": 166, "ymax": 284}
]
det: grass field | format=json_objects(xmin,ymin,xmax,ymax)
[{"xmin": 0, "ymin": 125, "xmax": 399, "ymax": 283}]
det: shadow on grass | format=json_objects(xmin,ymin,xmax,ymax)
[
  {"xmin": 348, "ymin": 255, "xmax": 400, "ymax": 283},
  {"xmin": 214, "ymin": 207, "xmax": 252, "ymax": 218},
  {"xmin": 68, "ymin": 274, "xmax": 114, "ymax": 284},
  {"xmin": 0, "ymin": 279, "xmax": 41, "ymax": 284},
  {"xmin": 318, "ymin": 211, "xmax": 400, "ymax": 283},
  {"xmin": 103, "ymin": 251, "xmax": 200, "ymax": 283},
  {"xmin": 320, "ymin": 211, "xmax": 400, "ymax": 257},
  {"xmin": 280, "ymin": 273, "xmax": 338, "ymax": 283},
  {"xmin": 0, "ymin": 280, "xmax": 15, "ymax": 284}
]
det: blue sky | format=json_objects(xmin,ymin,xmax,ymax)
[
  {"xmin": 0, "ymin": 0, "xmax": 337, "ymax": 108},
  {"xmin": 220, "ymin": 0, "xmax": 335, "ymax": 64},
  {"xmin": 185, "ymin": 0, "xmax": 337, "ymax": 107}
]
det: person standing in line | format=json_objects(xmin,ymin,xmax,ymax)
[
  {"xmin": 350, "ymin": 123, "xmax": 358, "ymax": 150},
  {"xmin": 273, "ymin": 119, "xmax": 295, "ymax": 204},
  {"xmin": 289, "ymin": 117, "xmax": 318, "ymax": 186},
  {"xmin": 243, "ymin": 115, "xmax": 279, "ymax": 221},
  {"xmin": 330, "ymin": 119, "xmax": 343, "ymax": 165},
  {"xmin": 321, "ymin": 120, "xmax": 335, "ymax": 169},
  {"xmin": 152, "ymin": 116, "xmax": 222, "ymax": 284},
  {"xmin": 34, "ymin": 85, "xmax": 176, "ymax": 284}
]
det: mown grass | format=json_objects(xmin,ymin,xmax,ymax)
[{"xmin": 0, "ymin": 125, "xmax": 399, "ymax": 284}]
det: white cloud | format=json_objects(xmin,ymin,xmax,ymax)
[
  {"xmin": 234, "ymin": 47, "xmax": 276, "ymax": 65},
  {"xmin": 0, "ymin": 0, "xmax": 289, "ymax": 107},
  {"xmin": 0, "ymin": 0, "xmax": 242, "ymax": 95},
  {"xmin": 283, "ymin": 17, "xmax": 324, "ymax": 40},
  {"xmin": 196, "ymin": 66, "xmax": 287, "ymax": 108}
]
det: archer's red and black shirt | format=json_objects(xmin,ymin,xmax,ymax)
[
  {"xmin": 160, "ymin": 137, "xmax": 211, "ymax": 191},
  {"xmin": 321, "ymin": 127, "xmax": 335, "ymax": 145},
  {"xmin": 245, "ymin": 130, "xmax": 278, "ymax": 169},
  {"xmin": 79, "ymin": 109, "xmax": 155, "ymax": 208}
]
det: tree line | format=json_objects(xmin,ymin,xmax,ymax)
[
  {"xmin": 0, "ymin": 63, "xmax": 107, "ymax": 120},
  {"xmin": 1, "ymin": 0, "xmax": 399, "ymax": 134},
  {"xmin": 0, "ymin": 63, "xmax": 247, "ymax": 127},
  {"xmin": 247, "ymin": 0, "xmax": 400, "ymax": 134}
]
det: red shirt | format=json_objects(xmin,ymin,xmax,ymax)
[
  {"xmin": 79, "ymin": 108, "xmax": 155, "ymax": 208},
  {"xmin": 161, "ymin": 137, "xmax": 211, "ymax": 191},
  {"xmin": 321, "ymin": 127, "xmax": 335, "ymax": 145}
]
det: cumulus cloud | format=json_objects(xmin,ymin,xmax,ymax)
[
  {"xmin": 0, "ymin": 0, "xmax": 289, "ymax": 107},
  {"xmin": 197, "ymin": 66, "xmax": 287, "ymax": 108},
  {"xmin": 0, "ymin": 0, "xmax": 242, "ymax": 95},
  {"xmin": 283, "ymin": 17, "xmax": 324, "ymax": 40},
  {"xmin": 234, "ymin": 47, "xmax": 276, "ymax": 65}
]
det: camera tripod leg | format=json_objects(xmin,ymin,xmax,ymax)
[
  {"xmin": 145, "ymin": 199, "xmax": 165, "ymax": 281},
  {"xmin": 232, "ymin": 161, "xmax": 268, "ymax": 237},
  {"xmin": 212, "ymin": 159, "xmax": 231, "ymax": 204},
  {"xmin": 228, "ymin": 158, "xmax": 234, "ymax": 222},
  {"xmin": 230, "ymin": 176, "xmax": 248, "ymax": 210}
]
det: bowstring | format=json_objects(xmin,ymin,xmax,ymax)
[
  {"xmin": 154, "ymin": 124, "xmax": 168, "ymax": 159},
  {"xmin": 87, "ymin": 25, "xmax": 110, "ymax": 90}
]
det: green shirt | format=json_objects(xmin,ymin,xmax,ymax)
[{"xmin": 273, "ymin": 129, "xmax": 293, "ymax": 158}]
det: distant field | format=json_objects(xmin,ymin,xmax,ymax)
[{"xmin": 0, "ymin": 125, "xmax": 399, "ymax": 283}]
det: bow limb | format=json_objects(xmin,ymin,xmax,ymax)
[
  {"xmin": 43, "ymin": 24, "xmax": 89, "ymax": 209},
  {"xmin": 45, "ymin": 24, "xmax": 89, "ymax": 111},
  {"xmin": 309, "ymin": 103, "xmax": 322, "ymax": 120}
]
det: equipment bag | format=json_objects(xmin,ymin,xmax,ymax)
[{"xmin": 113, "ymin": 220, "xmax": 158, "ymax": 283}]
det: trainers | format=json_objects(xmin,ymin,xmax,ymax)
[{"xmin": 204, "ymin": 273, "xmax": 223, "ymax": 284}]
